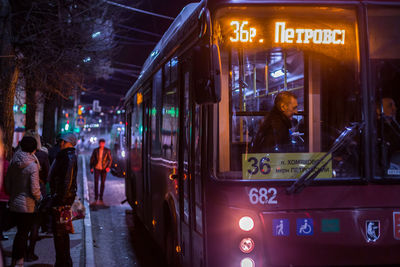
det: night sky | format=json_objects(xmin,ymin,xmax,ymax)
[{"xmin": 80, "ymin": 0, "xmax": 193, "ymax": 107}]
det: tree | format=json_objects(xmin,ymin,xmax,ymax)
[
  {"xmin": 0, "ymin": 0, "xmax": 19, "ymax": 157},
  {"xmin": 7, "ymin": 0, "xmax": 122, "ymax": 143}
]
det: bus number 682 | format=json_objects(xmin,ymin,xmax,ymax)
[{"xmin": 249, "ymin": 187, "xmax": 278, "ymax": 205}]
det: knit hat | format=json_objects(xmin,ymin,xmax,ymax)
[{"xmin": 60, "ymin": 132, "xmax": 77, "ymax": 147}]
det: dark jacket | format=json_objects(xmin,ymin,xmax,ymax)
[
  {"xmin": 48, "ymin": 143, "xmax": 61, "ymax": 165},
  {"xmin": 35, "ymin": 150, "xmax": 50, "ymax": 195},
  {"xmin": 252, "ymin": 106, "xmax": 293, "ymax": 152},
  {"xmin": 90, "ymin": 147, "xmax": 112, "ymax": 171},
  {"xmin": 49, "ymin": 147, "xmax": 77, "ymax": 206}
]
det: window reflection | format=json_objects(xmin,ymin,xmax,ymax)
[
  {"xmin": 130, "ymin": 94, "xmax": 143, "ymax": 172},
  {"xmin": 161, "ymin": 59, "xmax": 179, "ymax": 160}
]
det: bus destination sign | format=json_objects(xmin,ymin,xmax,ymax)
[
  {"xmin": 242, "ymin": 153, "xmax": 333, "ymax": 180},
  {"xmin": 229, "ymin": 20, "xmax": 346, "ymax": 45}
]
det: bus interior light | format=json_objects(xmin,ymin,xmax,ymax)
[
  {"xmin": 239, "ymin": 216, "xmax": 254, "ymax": 231},
  {"xmin": 271, "ymin": 69, "xmax": 285, "ymax": 78},
  {"xmin": 239, "ymin": 237, "xmax": 255, "ymax": 253},
  {"xmin": 240, "ymin": 257, "xmax": 255, "ymax": 267}
]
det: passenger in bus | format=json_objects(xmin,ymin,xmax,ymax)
[
  {"xmin": 377, "ymin": 97, "xmax": 400, "ymax": 164},
  {"xmin": 252, "ymin": 91, "xmax": 298, "ymax": 152}
]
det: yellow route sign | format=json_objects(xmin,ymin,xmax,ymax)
[{"xmin": 242, "ymin": 153, "xmax": 332, "ymax": 180}]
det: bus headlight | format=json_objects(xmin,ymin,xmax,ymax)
[
  {"xmin": 239, "ymin": 216, "xmax": 254, "ymax": 231},
  {"xmin": 240, "ymin": 257, "xmax": 255, "ymax": 267},
  {"xmin": 239, "ymin": 237, "xmax": 255, "ymax": 253}
]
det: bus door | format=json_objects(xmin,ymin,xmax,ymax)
[
  {"xmin": 178, "ymin": 59, "xmax": 193, "ymax": 266},
  {"xmin": 178, "ymin": 57, "xmax": 205, "ymax": 267},
  {"xmin": 142, "ymin": 89, "xmax": 152, "ymax": 226}
]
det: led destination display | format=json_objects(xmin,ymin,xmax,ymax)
[{"xmin": 229, "ymin": 20, "xmax": 346, "ymax": 45}]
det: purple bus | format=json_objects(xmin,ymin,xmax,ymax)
[{"xmin": 124, "ymin": 1, "xmax": 400, "ymax": 266}]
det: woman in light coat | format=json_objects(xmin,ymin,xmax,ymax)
[{"xmin": 5, "ymin": 136, "xmax": 41, "ymax": 267}]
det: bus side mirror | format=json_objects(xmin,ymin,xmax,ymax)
[{"xmin": 193, "ymin": 44, "xmax": 221, "ymax": 104}]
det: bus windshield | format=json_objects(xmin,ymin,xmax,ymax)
[
  {"xmin": 215, "ymin": 6, "xmax": 362, "ymax": 181},
  {"xmin": 369, "ymin": 7, "xmax": 400, "ymax": 179}
]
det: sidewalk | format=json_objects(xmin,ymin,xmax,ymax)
[{"xmin": 1, "ymin": 155, "xmax": 93, "ymax": 267}]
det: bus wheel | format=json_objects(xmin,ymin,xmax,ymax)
[{"xmin": 165, "ymin": 220, "xmax": 181, "ymax": 267}]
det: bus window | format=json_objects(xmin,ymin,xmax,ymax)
[
  {"xmin": 194, "ymin": 105, "xmax": 203, "ymax": 233},
  {"xmin": 161, "ymin": 60, "xmax": 179, "ymax": 160},
  {"xmin": 369, "ymin": 7, "xmax": 400, "ymax": 178},
  {"xmin": 131, "ymin": 93, "xmax": 143, "ymax": 172},
  {"xmin": 152, "ymin": 69, "xmax": 163, "ymax": 156},
  {"xmin": 171, "ymin": 57, "xmax": 178, "ymax": 84},
  {"xmin": 215, "ymin": 6, "xmax": 362, "ymax": 180}
]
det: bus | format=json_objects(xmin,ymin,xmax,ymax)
[{"xmin": 124, "ymin": 1, "xmax": 400, "ymax": 266}]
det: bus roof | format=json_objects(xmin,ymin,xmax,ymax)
[
  {"xmin": 124, "ymin": 0, "xmax": 400, "ymax": 104},
  {"xmin": 124, "ymin": 1, "xmax": 204, "ymax": 104}
]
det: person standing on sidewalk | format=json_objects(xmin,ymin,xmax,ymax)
[
  {"xmin": 4, "ymin": 136, "xmax": 41, "ymax": 267},
  {"xmin": 48, "ymin": 132, "xmax": 77, "ymax": 267},
  {"xmin": 23, "ymin": 130, "xmax": 50, "ymax": 261},
  {"xmin": 89, "ymin": 139, "xmax": 112, "ymax": 203}
]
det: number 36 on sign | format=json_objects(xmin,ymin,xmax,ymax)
[{"xmin": 249, "ymin": 187, "xmax": 278, "ymax": 205}]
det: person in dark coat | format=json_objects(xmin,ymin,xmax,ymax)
[
  {"xmin": 252, "ymin": 91, "xmax": 298, "ymax": 152},
  {"xmin": 89, "ymin": 139, "xmax": 112, "ymax": 202},
  {"xmin": 48, "ymin": 132, "xmax": 77, "ymax": 267}
]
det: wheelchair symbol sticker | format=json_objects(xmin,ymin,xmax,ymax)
[{"xmin": 297, "ymin": 218, "xmax": 314, "ymax": 236}]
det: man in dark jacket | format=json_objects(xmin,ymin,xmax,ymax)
[
  {"xmin": 90, "ymin": 139, "xmax": 112, "ymax": 202},
  {"xmin": 253, "ymin": 91, "xmax": 298, "ymax": 152},
  {"xmin": 48, "ymin": 132, "xmax": 77, "ymax": 267}
]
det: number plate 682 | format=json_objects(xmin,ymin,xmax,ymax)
[{"xmin": 249, "ymin": 187, "xmax": 278, "ymax": 205}]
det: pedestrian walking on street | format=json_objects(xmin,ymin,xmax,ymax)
[
  {"xmin": 4, "ymin": 137, "xmax": 41, "ymax": 267},
  {"xmin": 48, "ymin": 132, "xmax": 78, "ymax": 267},
  {"xmin": 89, "ymin": 139, "xmax": 112, "ymax": 203}
]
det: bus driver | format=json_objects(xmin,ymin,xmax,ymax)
[{"xmin": 252, "ymin": 91, "xmax": 298, "ymax": 152}]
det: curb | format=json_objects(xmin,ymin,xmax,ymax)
[{"xmin": 81, "ymin": 155, "xmax": 96, "ymax": 267}]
